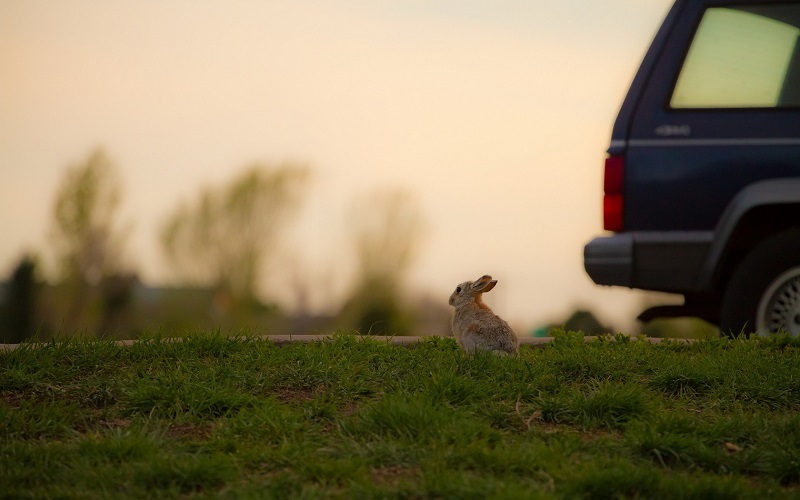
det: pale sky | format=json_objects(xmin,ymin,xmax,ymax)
[{"xmin": 1, "ymin": 0, "xmax": 676, "ymax": 333}]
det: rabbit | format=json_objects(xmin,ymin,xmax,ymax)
[{"xmin": 448, "ymin": 274, "xmax": 519, "ymax": 356}]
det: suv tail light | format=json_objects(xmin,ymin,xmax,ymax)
[{"xmin": 603, "ymin": 155, "xmax": 624, "ymax": 231}]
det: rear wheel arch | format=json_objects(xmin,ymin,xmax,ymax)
[
  {"xmin": 700, "ymin": 179, "xmax": 800, "ymax": 295},
  {"xmin": 710, "ymin": 204, "xmax": 800, "ymax": 295}
]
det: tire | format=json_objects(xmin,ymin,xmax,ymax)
[{"xmin": 720, "ymin": 228, "xmax": 800, "ymax": 338}]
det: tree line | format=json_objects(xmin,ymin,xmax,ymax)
[{"xmin": 1, "ymin": 148, "xmax": 445, "ymax": 342}]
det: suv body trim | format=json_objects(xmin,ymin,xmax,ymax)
[{"xmin": 623, "ymin": 138, "xmax": 800, "ymax": 148}]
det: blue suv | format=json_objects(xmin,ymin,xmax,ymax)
[{"xmin": 584, "ymin": 0, "xmax": 800, "ymax": 336}]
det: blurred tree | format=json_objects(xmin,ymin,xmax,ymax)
[
  {"xmin": 49, "ymin": 149, "xmax": 129, "ymax": 330},
  {"xmin": 98, "ymin": 272, "xmax": 137, "ymax": 337},
  {"xmin": 160, "ymin": 164, "xmax": 309, "ymax": 306},
  {"xmin": 1, "ymin": 255, "xmax": 38, "ymax": 343},
  {"xmin": 635, "ymin": 292, "xmax": 720, "ymax": 338},
  {"xmin": 341, "ymin": 189, "xmax": 426, "ymax": 335},
  {"xmin": 562, "ymin": 309, "xmax": 611, "ymax": 336}
]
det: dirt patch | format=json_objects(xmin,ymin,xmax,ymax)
[
  {"xmin": 99, "ymin": 417, "xmax": 133, "ymax": 430},
  {"xmin": 338, "ymin": 400, "xmax": 360, "ymax": 417},
  {"xmin": 273, "ymin": 385, "xmax": 323, "ymax": 404},
  {"xmin": 167, "ymin": 422, "xmax": 213, "ymax": 441},
  {"xmin": 370, "ymin": 466, "xmax": 420, "ymax": 487},
  {"xmin": 1, "ymin": 390, "xmax": 28, "ymax": 408},
  {"xmin": 578, "ymin": 427, "xmax": 623, "ymax": 443},
  {"xmin": 528, "ymin": 420, "xmax": 564, "ymax": 435}
]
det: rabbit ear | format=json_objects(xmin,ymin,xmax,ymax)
[
  {"xmin": 472, "ymin": 275, "xmax": 496, "ymax": 292},
  {"xmin": 474, "ymin": 275, "xmax": 492, "ymax": 285},
  {"xmin": 481, "ymin": 280, "xmax": 498, "ymax": 293}
]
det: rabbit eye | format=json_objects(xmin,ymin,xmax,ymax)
[{"xmin": 456, "ymin": 286, "xmax": 462, "ymax": 293}]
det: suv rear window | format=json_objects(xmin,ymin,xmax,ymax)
[{"xmin": 671, "ymin": 5, "xmax": 800, "ymax": 109}]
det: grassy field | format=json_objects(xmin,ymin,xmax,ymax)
[{"xmin": 2, "ymin": 332, "xmax": 800, "ymax": 498}]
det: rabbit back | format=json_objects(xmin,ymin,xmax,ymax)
[{"xmin": 453, "ymin": 307, "xmax": 519, "ymax": 356}]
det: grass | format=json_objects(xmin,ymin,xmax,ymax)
[{"xmin": 2, "ymin": 331, "xmax": 800, "ymax": 498}]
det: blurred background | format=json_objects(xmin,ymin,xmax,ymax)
[{"xmin": 3, "ymin": 0, "xmax": 714, "ymax": 342}]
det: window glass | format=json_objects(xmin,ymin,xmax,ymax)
[{"xmin": 671, "ymin": 7, "xmax": 800, "ymax": 108}]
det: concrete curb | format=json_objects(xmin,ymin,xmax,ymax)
[{"xmin": 0, "ymin": 334, "xmax": 691, "ymax": 351}]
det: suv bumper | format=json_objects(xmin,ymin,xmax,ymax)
[{"xmin": 584, "ymin": 231, "xmax": 714, "ymax": 293}]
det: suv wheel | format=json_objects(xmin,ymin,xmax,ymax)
[{"xmin": 720, "ymin": 229, "xmax": 800, "ymax": 337}]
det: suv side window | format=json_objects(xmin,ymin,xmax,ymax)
[{"xmin": 671, "ymin": 6, "xmax": 800, "ymax": 109}]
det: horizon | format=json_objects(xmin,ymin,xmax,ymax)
[{"xmin": 1, "ymin": 0, "xmax": 676, "ymax": 333}]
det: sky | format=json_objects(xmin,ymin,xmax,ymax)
[{"xmin": 1, "ymin": 0, "xmax": 676, "ymax": 333}]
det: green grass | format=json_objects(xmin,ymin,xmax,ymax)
[{"xmin": 2, "ymin": 331, "xmax": 800, "ymax": 498}]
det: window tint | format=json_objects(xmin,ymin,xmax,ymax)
[{"xmin": 671, "ymin": 6, "xmax": 800, "ymax": 109}]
